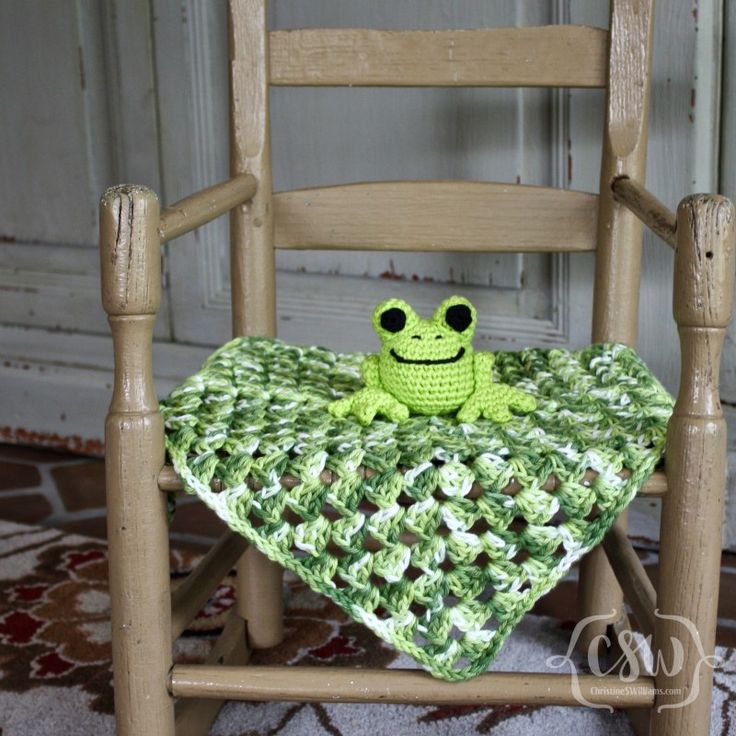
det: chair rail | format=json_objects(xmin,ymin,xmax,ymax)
[
  {"xmin": 159, "ymin": 465, "xmax": 667, "ymax": 499},
  {"xmin": 168, "ymin": 664, "xmax": 656, "ymax": 706},
  {"xmin": 610, "ymin": 176, "xmax": 677, "ymax": 248},
  {"xmin": 158, "ymin": 173, "xmax": 257, "ymax": 243},
  {"xmin": 651, "ymin": 193, "xmax": 736, "ymax": 732}
]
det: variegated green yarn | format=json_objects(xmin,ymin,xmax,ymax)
[{"xmin": 161, "ymin": 337, "xmax": 672, "ymax": 681}]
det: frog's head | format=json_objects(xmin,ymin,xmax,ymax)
[{"xmin": 372, "ymin": 295, "xmax": 476, "ymax": 361}]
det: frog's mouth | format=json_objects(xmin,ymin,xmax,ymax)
[{"xmin": 390, "ymin": 347, "xmax": 466, "ymax": 365}]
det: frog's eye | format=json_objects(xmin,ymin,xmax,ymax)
[
  {"xmin": 444, "ymin": 304, "xmax": 473, "ymax": 333},
  {"xmin": 379, "ymin": 307, "xmax": 407, "ymax": 333},
  {"xmin": 433, "ymin": 296, "xmax": 477, "ymax": 338},
  {"xmin": 373, "ymin": 299, "xmax": 418, "ymax": 338}
]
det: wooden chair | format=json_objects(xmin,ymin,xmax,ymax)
[{"xmin": 99, "ymin": 1, "xmax": 735, "ymax": 734}]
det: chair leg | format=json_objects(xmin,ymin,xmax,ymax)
[
  {"xmin": 175, "ymin": 613, "xmax": 250, "ymax": 736},
  {"xmin": 101, "ymin": 185, "xmax": 175, "ymax": 735},
  {"xmin": 609, "ymin": 615, "xmax": 651, "ymax": 736},
  {"xmin": 228, "ymin": 0, "xmax": 283, "ymax": 655},
  {"xmin": 106, "ymin": 412, "xmax": 174, "ymax": 736},
  {"xmin": 577, "ymin": 519, "xmax": 624, "ymax": 653},
  {"xmin": 236, "ymin": 547, "xmax": 284, "ymax": 649},
  {"xmin": 651, "ymin": 194, "xmax": 736, "ymax": 736},
  {"xmin": 651, "ymin": 419, "xmax": 724, "ymax": 736}
]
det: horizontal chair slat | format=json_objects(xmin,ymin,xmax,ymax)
[
  {"xmin": 158, "ymin": 173, "xmax": 257, "ymax": 243},
  {"xmin": 269, "ymin": 26, "xmax": 608, "ymax": 88},
  {"xmin": 159, "ymin": 465, "xmax": 667, "ymax": 498},
  {"xmin": 169, "ymin": 665, "xmax": 655, "ymax": 707},
  {"xmin": 273, "ymin": 181, "xmax": 599, "ymax": 252}
]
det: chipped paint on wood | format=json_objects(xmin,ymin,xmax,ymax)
[
  {"xmin": 689, "ymin": 0, "xmax": 721, "ymax": 189},
  {"xmin": 1, "ymin": 426, "xmax": 104, "ymax": 457}
]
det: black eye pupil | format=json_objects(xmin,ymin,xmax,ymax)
[
  {"xmin": 380, "ymin": 307, "xmax": 406, "ymax": 333},
  {"xmin": 445, "ymin": 304, "xmax": 472, "ymax": 332}
]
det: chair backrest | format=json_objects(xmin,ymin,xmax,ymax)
[{"xmin": 228, "ymin": 0, "xmax": 655, "ymax": 348}]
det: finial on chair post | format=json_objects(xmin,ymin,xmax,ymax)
[
  {"xmin": 100, "ymin": 185, "xmax": 161, "ymax": 415},
  {"xmin": 100, "ymin": 184, "xmax": 161, "ymax": 317},
  {"xmin": 672, "ymin": 194, "xmax": 736, "ymax": 417}
]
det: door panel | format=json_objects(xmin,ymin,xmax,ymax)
[
  {"xmin": 0, "ymin": 0, "xmax": 168, "ymax": 337},
  {"xmin": 0, "ymin": 1, "xmax": 110, "ymax": 245}
]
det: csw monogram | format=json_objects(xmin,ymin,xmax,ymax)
[{"xmin": 547, "ymin": 610, "xmax": 724, "ymax": 711}]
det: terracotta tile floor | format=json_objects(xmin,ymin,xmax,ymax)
[
  {"xmin": 0, "ymin": 443, "xmax": 225, "ymax": 551},
  {"xmin": 1, "ymin": 442, "xmax": 736, "ymax": 645}
]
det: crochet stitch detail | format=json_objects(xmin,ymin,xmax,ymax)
[{"xmin": 161, "ymin": 337, "xmax": 673, "ymax": 681}]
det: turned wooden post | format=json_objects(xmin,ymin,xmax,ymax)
[
  {"xmin": 580, "ymin": 0, "xmax": 656, "ymax": 652},
  {"xmin": 229, "ymin": 0, "xmax": 284, "ymax": 649},
  {"xmin": 100, "ymin": 185, "xmax": 175, "ymax": 736},
  {"xmin": 650, "ymin": 195, "xmax": 736, "ymax": 736}
]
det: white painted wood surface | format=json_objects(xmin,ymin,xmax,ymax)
[
  {"xmin": 0, "ymin": 0, "xmax": 167, "ymax": 337},
  {"xmin": 718, "ymin": 0, "xmax": 736, "ymax": 404},
  {"xmin": 0, "ymin": 1, "xmax": 110, "ymax": 245}
]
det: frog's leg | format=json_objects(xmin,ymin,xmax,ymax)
[
  {"xmin": 328, "ymin": 355, "xmax": 372, "ymax": 418},
  {"xmin": 457, "ymin": 352, "xmax": 535, "ymax": 423},
  {"xmin": 351, "ymin": 387, "xmax": 410, "ymax": 424},
  {"xmin": 328, "ymin": 396, "xmax": 356, "ymax": 418},
  {"xmin": 476, "ymin": 352, "xmax": 536, "ymax": 415},
  {"xmin": 457, "ymin": 352, "xmax": 503, "ymax": 422},
  {"xmin": 328, "ymin": 355, "xmax": 409, "ymax": 425},
  {"xmin": 482, "ymin": 385, "xmax": 515, "ymax": 422},
  {"xmin": 507, "ymin": 385, "xmax": 537, "ymax": 413},
  {"xmin": 460, "ymin": 382, "xmax": 513, "ymax": 423},
  {"xmin": 457, "ymin": 392, "xmax": 492, "ymax": 423}
]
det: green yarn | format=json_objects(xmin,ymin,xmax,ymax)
[
  {"xmin": 328, "ymin": 296, "xmax": 536, "ymax": 424},
  {"xmin": 161, "ymin": 337, "xmax": 673, "ymax": 681}
]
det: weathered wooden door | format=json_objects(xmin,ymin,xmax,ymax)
[{"xmin": 0, "ymin": 0, "xmax": 165, "ymax": 452}]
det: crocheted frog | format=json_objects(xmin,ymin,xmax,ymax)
[{"xmin": 328, "ymin": 296, "xmax": 537, "ymax": 425}]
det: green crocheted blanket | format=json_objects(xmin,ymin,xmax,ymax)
[{"xmin": 161, "ymin": 337, "xmax": 672, "ymax": 681}]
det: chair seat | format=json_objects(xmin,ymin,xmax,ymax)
[{"xmin": 161, "ymin": 337, "xmax": 672, "ymax": 681}]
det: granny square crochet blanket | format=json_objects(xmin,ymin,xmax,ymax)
[{"xmin": 161, "ymin": 337, "xmax": 673, "ymax": 681}]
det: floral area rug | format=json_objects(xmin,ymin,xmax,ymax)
[{"xmin": 0, "ymin": 519, "xmax": 734, "ymax": 736}]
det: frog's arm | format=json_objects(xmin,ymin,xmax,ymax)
[
  {"xmin": 361, "ymin": 354, "xmax": 382, "ymax": 388},
  {"xmin": 457, "ymin": 351, "xmax": 536, "ymax": 423},
  {"xmin": 472, "ymin": 352, "xmax": 495, "ymax": 391},
  {"xmin": 328, "ymin": 354, "xmax": 410, "ymax": 425}
]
